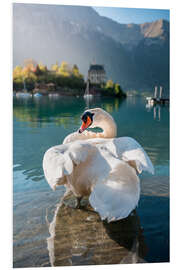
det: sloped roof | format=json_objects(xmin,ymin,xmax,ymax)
[{"xmin": 89, "ymin": 64, "xmax": 105, "ymax": 71}]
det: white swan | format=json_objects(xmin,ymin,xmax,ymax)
[{"xmin": 43, "ymin": 108, "xmax": 154, "ymax": 222}]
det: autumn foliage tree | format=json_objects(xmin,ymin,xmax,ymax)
[
  {"xmin": 57, "ymin": 61, "xmax": 71, "ymax": 77},
  {"xmin": 51, "ymin": 62, "xmax": 59, "ymax": 72}
]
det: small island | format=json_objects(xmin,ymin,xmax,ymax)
[{"xmin": 13, "ymin": 59, "xmax": 126, "ymax": 98}]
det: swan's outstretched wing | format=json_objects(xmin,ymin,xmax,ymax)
[
  {"xmin": 113, "ymin": 137, "xmax": 154, "ymax": 174},
  {"xmin": 89, "ymin": 160, "xmax": 140, "ymax": 222},
  {"xmin": 88, "ymin": 136, "xmax": 154, "ymax": 175},
  {"xmin": 43, "ymin": 141, "xmax": 96, "ymax": 190}
]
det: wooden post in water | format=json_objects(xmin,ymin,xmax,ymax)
[{"xmin": 154, "ymin": 86, "xmax": 158, "ymax": 99}]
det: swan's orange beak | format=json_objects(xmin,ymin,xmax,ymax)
[{"xmin": 79, "ymin": 116, "xmax": 92, "ymax": 133}]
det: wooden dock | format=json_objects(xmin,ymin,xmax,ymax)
[{"xmin": 147, "ymin": 98, "xmax": 169, "ymax": 105}]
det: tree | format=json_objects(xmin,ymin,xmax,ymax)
[
  {"xmin": 51, "ymin": 61, "xmax": 59, "ymax": 72},
  {"xmin": 72, "ymin": 64, "xmax": 84, "ymax": 79},
  {"xmin": 72, "ymin": 64, "xmax": 79, "ymax": 77},
  {"xmin": 114, "ymin": 83, "xmax": 120, "ymax": 95},
  {"xmin": 105, "ymin": 79, "xmax": 114, "ymax": 89},
  {"xmin": 35, "ymin": 62, "xmax": 47, "ymax": 77},
  {"xmin": 21, "ymin": 66, "xmax": 37, "ymax": 81},
  {"xmin": 38, "ymin": 62, "xmax": 47, "ymax": 73},
  {"xmin": 23, "ymin": 59, "xmax": 37, "ymax": 72},
  {"xmin": 13, "ymin": 66, "xmax": 23, "ymax": 79},
  {"xmin": 34, "ymin": 65, "xmax": 42, "ymax": 76},
  {"xmin": 58, "ymin": 61, "xmax": 71, "ymax": 77},
  {"xmin": 13, "ymin": 61, "xmax": 37, "ymax": 91}
]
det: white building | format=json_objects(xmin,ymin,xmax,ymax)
[{"xmin": 88, "ymin": 64, "xmax": 106, "ymax": 84}]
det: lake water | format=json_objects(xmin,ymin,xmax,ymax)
[{"xmin": 13, "ymin": 95, "xmax": 169, "ymax": 267}]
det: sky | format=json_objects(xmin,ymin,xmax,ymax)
[{"xmin": 93, "ymin": 7, "xmax": 170, "ymax": 24}]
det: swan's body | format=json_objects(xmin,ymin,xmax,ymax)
[{"xmin": 43, "ymin": 108, "xmax": 154, "ymax": 222}]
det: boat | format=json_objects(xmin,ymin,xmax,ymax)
[
  {"xmin": 16, "ymin": 78, "xmax": 33, "ymax": 98},
  {"xmin": 34, "ymin": 93, "xmax": 43, "ymax": 97},
  {"xmin": 84, "ymin": 94, "xmax": 93, "ymax": 98},
  {"xmin": 48, "ymin": 93, "xmax": 59, "ymax": 98},
  {"xmin": 16, "ymin": 92, "xmax": 32, "ymax": 98}
]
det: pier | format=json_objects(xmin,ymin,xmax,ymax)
[{"xmin": 146, "ymin": 86, "xmax": 169, "ymax": 106}]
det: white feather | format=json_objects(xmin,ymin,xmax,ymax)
[
  {"xmin": 86, "ymin": 137, "xmax": 154, "ymax": 175},
  {"xmin": 43, "ymin": 141, "xmax": 93, "ymax": 190},
  {"xmin": 89, "ymin": 161, "xmax": 140, "ymax": 222}
]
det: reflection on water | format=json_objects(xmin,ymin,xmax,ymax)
[
  {"xmin": 146, "ymin": 104, "xmax": 161, "ymax": 121},
  {"xmin": 13, "ymin": 95, "xmax": 169, "ymax": 267},
  {"xmin": 13, "ymin": 95, "xmax": 123, "ymax": 128}
]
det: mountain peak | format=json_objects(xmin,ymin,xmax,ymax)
[{"xmin": 140, "ymin": 18, "xmax": 169, "ymax": 38}]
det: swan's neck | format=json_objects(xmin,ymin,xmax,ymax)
[
  {"xmin": 63, "ymin": 112, "xmax": 117, "ymax": 144},
  {"xmin": 98, "ymin": 118, "xmax": 117, "ymax": 138},
  {"xmin": 88, "ymin": 115, "xmax": 117, "ymax": 139}
]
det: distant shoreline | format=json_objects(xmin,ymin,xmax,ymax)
[
  {"xmin": 13, "ymin": 87, "xmax": 127, "ymax": 98},
  {"xmin": 13, "ymin": 91, "xmax": 127, "ymax": 98}
]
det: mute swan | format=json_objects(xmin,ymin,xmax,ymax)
[{"xmin": 43, "ymin": 108, "xmax": 154, "ymax": 222}]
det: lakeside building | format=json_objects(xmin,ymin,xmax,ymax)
[{"xmin": 88, "ymin": 64, "xmax": 106, "ymax": 84}]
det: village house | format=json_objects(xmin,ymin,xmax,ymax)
[{"xmin": 88, "ymin": 64, "xmax": 106, "ymax": 84}]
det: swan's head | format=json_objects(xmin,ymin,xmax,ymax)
[{"xmin": 78, "ymin": 108, "xmax": 114, "ymax": 133}]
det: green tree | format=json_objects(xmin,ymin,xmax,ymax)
[
  {"xmin": 105, "ymin": 79, "xmax": 114, "ymax": 89},
  {"xmin": 72, "ymin": 64, "xmax": 80, "ymax": 77},
  {"xmin": 34, "ymin": 65, "xmax": 42, "ymax": 77},
  {"xmin": 114, "ymin": 83, "xmax": 120, "ymax": 95},
  {"xmin": 35, "ymin": 62, "xmax": 48, "ymax": 78}
]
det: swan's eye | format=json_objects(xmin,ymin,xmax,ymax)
[
  {"xmin": 81, "ymin": 111, "xmax": 94, "ymax": 123},
  {"xmin": 81, "ymin": 114, "xmax": 87, "ymax": 123}
]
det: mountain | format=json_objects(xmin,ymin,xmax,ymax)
[{"xmin": 13, "ymin": 4, "xmax": 169, "ymax": 93}]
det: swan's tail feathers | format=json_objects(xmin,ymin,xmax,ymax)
[{"xmin": 89, "ymin": 161, "xmax": 140, "ymax": 223}]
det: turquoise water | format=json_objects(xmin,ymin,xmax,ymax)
[{"xmin": 13, "ymin": 96, "xmax": 169, "ymax": 267}]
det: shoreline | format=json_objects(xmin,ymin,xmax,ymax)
[{"xmin": 13, "ymin": 90, "xmax": 127, "ymax": 98}]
